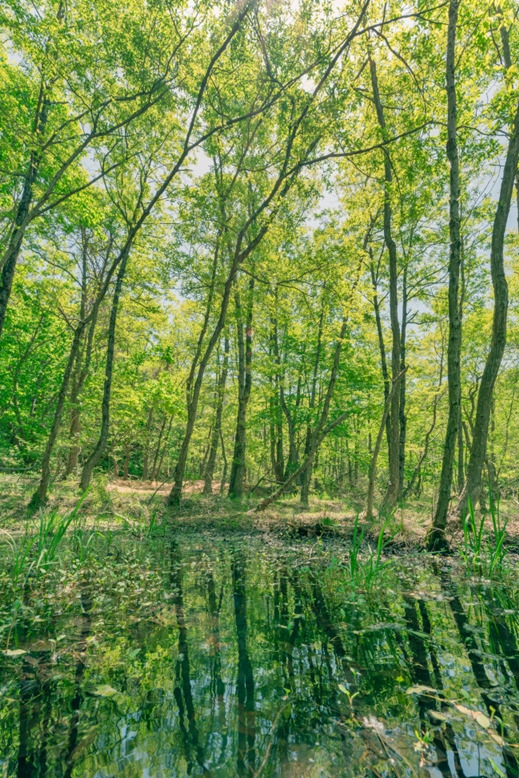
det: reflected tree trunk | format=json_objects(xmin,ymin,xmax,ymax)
[{"xmin": 231, "ymin": 552, "xmax": 256, "ymax": 776}]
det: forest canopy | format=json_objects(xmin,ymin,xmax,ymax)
[{"xmin": 0, "ymin": 0, "xmax": 518, "ymax": 546}]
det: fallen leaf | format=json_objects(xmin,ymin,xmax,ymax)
[
  {"xmin": 92, "ymin": 685, "xmax": 119, "ymax": 697},
  {"xmin": 406, "ymin": 685, "xmax": 438, "ymax": 695}
]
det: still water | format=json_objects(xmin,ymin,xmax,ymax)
[{"xmin": 1, "ymin": 536, "xmax": 519, "ymax": 777}]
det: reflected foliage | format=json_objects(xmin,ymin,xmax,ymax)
[{"xmin": 1, "ymin": 537, "xmax": 519, "ymax": 777}]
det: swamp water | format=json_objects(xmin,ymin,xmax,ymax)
[{"xmin": 0, "ymin": 533, "xmax": 519, "ymax": 777}]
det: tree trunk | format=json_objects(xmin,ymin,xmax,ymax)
[
  {"xmin": 300, "ymin": 301, "xmax": 325, "ymax": 507},
  {"xmin": 64, "ymin": 260, "xmax": 101, "ymax": 478},
  {"xmin": 0, "ymin": 92, "xmax": 50, "ymax": 339},
  {"xmin": 369, "ymin": 57, "xmax": 401, "ymax": 514},
  {"xmin": 256, "ymin": 315, "xmax": 350, "ymax": 512},
  {"xmin": 459, "ymin": 33, "xmax": 519, "ymax": 516},
  {"xmin": 219, "ymin": 428, "xmax": 228, "ymax": 496},
  {"xmin": 228, "ymin": 279, "xmax": 254, "ymax": 499},
  {"xmin": 203, "ymin": 337, "xmax": 229, "ymax": 494},
  {"xmin": 269, "ymin": 307, "xmax": 285, "ymax": 484},
  {"xmin": 370, "ymin": 255, "xmax": 391, "ymax": 459},
  {"xmin": 79, "ymin": 248, "xmax": 130, "ymax": 491},
  {"xmin": 426, "ymin": 0, "xmax": 462, "ymax": 550},
  {"xmin": 398, "ymin": 267, "xmax": 407, "ymax": 497},
  {"xmin": 141, "ymin": 406, "xmax": 154, "ymax": 480},
  {"xmin": 150, "ymin": 416, "xmax": 166, "ymax": 482},
  {"xmin": 366, "ymin": 370, "xmax": 404, "ymax": 520},
  {"xmin": 155, "ymin": 416, "xmax": 173, "ymax": 482},
  {"xmin": 29, "ymin": 325, "xmax": 85, "ymax": 508}
]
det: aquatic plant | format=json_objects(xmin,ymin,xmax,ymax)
[
  {"xmin": 460, "ymin": 494, "xmax": 508, "ymax": 578},
  {"xmin": 347, "ymin": 514, "xmax": 391, "ymax": 588}
]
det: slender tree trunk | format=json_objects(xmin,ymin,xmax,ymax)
[
  {"xmin": 155, "ymin": 416, "xmax": 173, "ymax": 481},
  {"xmin": 281, "ymin": 372, "xmax": 301, "ymax": 484},
  {"xmin": 370, "ymin": 57, "xmax": 401, "ymax": 513},
  {"xmin": 203, "ymin": 337, "xmax": 229, "ymax": 494},
  {"xmin": 29, "ymin": 325, "xmax": 85, "ymax": 508},
  {"xmin": 168, "ymin": 244, "xmax": 241, "ymax": 507},
  {"xmin": 0, "ymin": 91, "xmax": 50, "ymax": 339},
  {"xmin": 79, "ymin": 249, "xmax": 130, "ymax": 491},
  {"xmin": 219, "ymin": 428, "xmax": 228, "ymax": 496},
  {"xmin": 228, "ymin": 279, "xmax": 254, "ymax": 499},
  {"xmin": 269, "ymin": 309, "xmax": 285, "ymax": 484},
  {"xmin": 64, "ymin": 258, "xmax": 101, "ymax": 477},
  {"xmin": 366, "ymin": 370, "xmax": 404, "ymax": 520},
  {"xmin": 122, "ymin": 442, "xmax": 131, "ymax": 479},
  {"xmin": 65, "ymin": 404, "xmax": 81, "ymax": 477},
  {"xmin": 300, "ymin": 302, "xmax": 325, "ymax": 507},
  {"xmin": 459, "ymin": 33, "xmax": 519, "ymax": 516},
  {"xmin": 398, "ymin": 268, "xmax": 407, "ymax": 497},
  {"xmin": 141, "ymin": 406, "xmax": 154, "ymax": 480},
  {"xmin": 150, "ymin": 416, "xmax": 166, "ymax": 482},
  {"xmin": 370, "ymin": 256, "xmax": 391, "ymax": 458},
  {"xmin": 254, "ymin": 410, "xmax": 349, "ymax": 512},
  {"xmin": 426, "ymin": 0, "xmax": 462, "ymax": 550},
  {"xmin": 256, "ymin": 316, "xmax": 350, "ymax": 512}
]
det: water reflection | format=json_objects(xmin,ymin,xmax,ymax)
[{"xmin": 1, "ymin": 540, "xmax": 519, "ymax": 777}]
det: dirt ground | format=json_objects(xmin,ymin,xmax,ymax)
[{"xmin": 1, "ymin": 473, "xmax": 519, "ymax": 549}]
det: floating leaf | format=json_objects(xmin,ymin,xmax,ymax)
[
  {"xmin": 92, "ymin": 685, "xmax": 119, "ymax": 697},
  {"xmin": 429, "ymin": 710, "xmax": 449, "ymax": 722},
  {"xmin": 2, "ymin": 649, "xmax": 27, "ymax": 657},
  {"xmin": 406, "ymin": 685, "xmax": 437, "ymax": 696}
]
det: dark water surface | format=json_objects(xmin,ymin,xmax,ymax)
[{"xmin": 1, "ymin": 535, "xmax": 519, "ymax": 777}]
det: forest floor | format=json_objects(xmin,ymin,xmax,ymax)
[{"xmin": 1, "ymin": 473, "xmax": 519, "ymax": 552}]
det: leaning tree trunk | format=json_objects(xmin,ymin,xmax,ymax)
[
  {"xmin": 203, "ymin": 336, "xmax": 229, "ymax": 494},
  {"xmin": 426, "ymin": 0, "xmax": 462, "ymax": 551},
  {"xmin": 370, "ymin": 57, "xmax": 401, "ymax": 514},
  {"xmin": 79, "ymin": 249, "xmax": 130, "ymax": 491},
  {"xmin": 29, "ymin": 325, "xmax": 85, "ymax": 508},
  {"xmin": 228, "ymin": 279, "xmax": 254, "ymax": 500},
  {"xmin": 0, "ymin": 92, "xmax": 49, "ymax": 339},
  {"xmin": 460, "ymin": 88, "xmax": 519, "ymax": 515}
]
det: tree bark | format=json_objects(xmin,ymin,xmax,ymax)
[
  {"xmin": 370, "ymin": 256, "xmax": 391, "ymax": 460},
  {"xmin": 79, "ymin": 248, "xmax": 130, "ymax": 491},
  {"xmin": 300, "ymin": 301, "xmax": 325, "ymax": 507},
  {"xmin": 228, "ymin": 279, "xmax": 254, "ymax": 499},
  {"xmin": 366, "ymin": 369, "xmax": 405, "ymax": 520},
  {"xmin": 29, "ymin": 325, "xmax": 84, "ymax": 508},
  {"xmin": 398, "ymin": 266, "xmax": 408, "ymax": 497},
  {"xmin": 459, "ymin": 31, "xmax": 519, "ymax": 517},
  {"xmin": 0, "ymin": 91, "xmax": 50, "ymax": 339},
  {"xmin": 426, "ymin": 0, "xmax": 462, "ymax": 550},
  {"xmin": 369, "ymin": 57, "xmax": 401, "ymax": 514},
  {"xmin": 203, "ymin": 337, "xmax": 229, "ymax": 494},
  {"xmin": 269, "ymin": 307, "xmax": 285, "ymax": 484}
]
